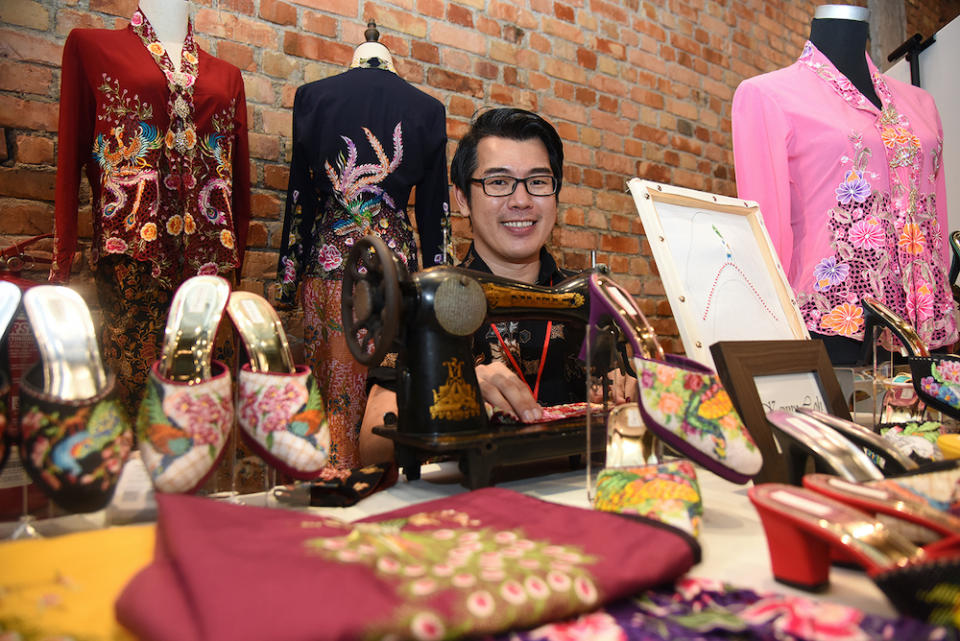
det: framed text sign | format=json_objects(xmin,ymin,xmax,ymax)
[
  {"xmin": 710, "ymin": 339, "xmax": 850, "ymax": 484},
  {"xmin": 628, "ymin": 178, "xmax": 808, "ymax": 369}
]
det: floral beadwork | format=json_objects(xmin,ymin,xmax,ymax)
[
  {"xmin": 917, "ymin": 358, "xmax": 960, "ymax": 413},
  {"xmin": 18, "ymin": 371, "xmax": 133, "ymax": 513},
  {"xmin": 634, "ymin": 356, "xmax": 761, "ymax": 482},
  {"xmin": 237, "ymin": 365, "xmax": 330, "ymax": 479},
  {"xmin": 304, "ymin": 508, "xmax": 600, "ymax": 640},
  {"xmin": 594, "ymin": 461, "xmax": 703, "ymax": 538},
  {"xmin": 137, "ymin": 362, "xmax": 233, "ymax": 493}
]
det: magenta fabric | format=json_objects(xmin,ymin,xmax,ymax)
[
  {"xmin": 115, "ymin": 489, "xmax": 697, "ymax": 641},
  {"xmin": 732, "ymin": 42, "xmax": 955, "ymax": 350}
]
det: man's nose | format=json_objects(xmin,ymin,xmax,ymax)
[{"xmin": 508, "ymin": 180, "xmax": 533, "ymax": 206}]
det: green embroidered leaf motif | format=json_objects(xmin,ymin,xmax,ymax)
[
  {"xmin": 304, "ymin": 376, "xmax": 325, "ymax": 412},
  {"xmin": 266, "ymin": 431, "xmax": 274, "ymax": 451}
]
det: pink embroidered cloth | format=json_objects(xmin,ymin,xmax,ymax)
[
  {"xmin": 732, "ymin": 42, "xmax": 956, "ymax": 350},
  {"xmin": 116, "ymin": 489, "xmax": 697, "ymax": 640}
]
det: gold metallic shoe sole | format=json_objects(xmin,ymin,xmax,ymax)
[
  {"xmin": 159, "ymin": 276, "xmax": 231, "ymax": 384},
  {"xmin": 22, "ymin": 285, "xmax": 107, "ymax": 400},
  {"xmin": 226, "ymin": 291, "xmax": 295, "ymax": 374}
]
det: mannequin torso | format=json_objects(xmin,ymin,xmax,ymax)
[
  {"xmin": 809, "ymin": 6, "xmax": 881, "ymax": 109},
  {"xmin": 138, "ymin": 0, "xmax": 188, "ymax": 71}
]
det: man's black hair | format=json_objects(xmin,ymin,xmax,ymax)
[{"xmin": 450, "ymin": 108, "xmax": 564, "ymax": 205}]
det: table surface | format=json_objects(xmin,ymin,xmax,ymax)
[{"xmin": 0, "ymin": 456, "xmax": 896, "ymax": 618}]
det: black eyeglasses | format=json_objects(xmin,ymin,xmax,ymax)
[{"xmin": 469, "ymin": 174, "xmax": 558, "ymax": 197}]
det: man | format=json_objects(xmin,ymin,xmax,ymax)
[{"xmin": 359, "ymin": 108, "xmax": 632, "ymax": 465}]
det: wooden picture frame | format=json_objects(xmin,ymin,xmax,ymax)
[
  {"xmin": 628, "ymin": 178, "xmax": 808, "ymax": 369},
  {"xmin": 710, "ymin": 339, "xmax": 850, "ymax": 484}
]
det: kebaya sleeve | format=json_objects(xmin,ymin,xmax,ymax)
[
  {"xmin": 732, "ymin": 79, "xmax": 795, "ymax": 275},
  {"xmin": 414, "ymin": 103, "xmax": 450, "ymax": 267},
  {"xmin": 932, "ymin": 109, "xmax": 949, "ymax": 269},
  {"xmin": 275, "ymin": 87, "xmax": 319, "ymax": 307},
  {"xmin": 51, "ymin": 31, "xmax": 97, "ymax": 283},
  {"xmin": 231, "ymin": 73, "xmax": 251, "ymax": 272}
]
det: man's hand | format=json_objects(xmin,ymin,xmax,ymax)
[
  {"xmin": 475, "ymin": 361, "xmax": 543, "ymax": 423},
  {"xmin": 589, "ymin": 368, "xmax": 638, "ymax": 405}
]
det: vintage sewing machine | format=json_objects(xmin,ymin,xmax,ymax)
[{"xmin": 342, "ymin": 236, "xmax": 647, "ymax": 488}]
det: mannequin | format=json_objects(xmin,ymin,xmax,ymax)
[
  {"xmin": 138, "ymin": 0, "xmax": 188, "ymax": 71},
  {"xmin": 277, "ymin": 22, "xmax": 449, "ymax": 470},
  {"xmin": 731, "ymin": 4, "xmax": 955, "ymax": 364},
  {"xmin": 52, "ymin": 3, "xmax": 251, "ymax": 414},
  {"xmin": 349, "ymin": 21, "xmax": 396, "ymax": 73},
  {"xmin": 808, "ymin": 4, "xmax": 881, "ymax": 109}
]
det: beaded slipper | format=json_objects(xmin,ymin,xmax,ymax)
[
  {"xmin": 228, "ymin": 291, "xmax": 330, "ymax": 480},
  {"xmin": 137, "ymin": 276, "xmax": 233, "ymax": 493},
  {"xmin": 18, "ymin": 286, "xmax": 131, "ymax": 512}
]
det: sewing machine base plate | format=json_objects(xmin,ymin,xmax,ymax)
[{"xmin": 373, "ymin": 414, "xmax": 609, "ymax": 489}]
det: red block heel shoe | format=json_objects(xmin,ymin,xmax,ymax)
[
  {"xmin": 749, "ymin": 483, "xmax": 960, "ymax": 627},
  {"xmin": 803, "ymin": 473, "xmax": 960, "ymax": 545}
]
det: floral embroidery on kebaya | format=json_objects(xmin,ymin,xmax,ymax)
[
  {"xmin": 907, "ymin": 281, "xmax": 935, "ymax": 321},
  {"xmin": 848, "ymin": 217, "xmax": 885, "ymax": 250},
  {"xmin": 304, "ymin": 509, "xmax": 599, "ymax": 640},
  {"xmin": 835, "ymin": 169, "xmax": 871, "ymax": 205},
  {"xmin": 792, "ymin": 42, "xmax": 955, "ymax": 349},
  {"xmin": 898, "ymin": 222, "xmax": 926, "ymax": 255},
  {"xmin": 820, "ymin": 302, "xmax": 864, "ymax": 336},
  {"xmin": 813, "ymin": 257, "xmax": 849, "ymax": 292},
  {"xmin": 325, "ymin": 122, "xmax": 403, "ymax": 233}
]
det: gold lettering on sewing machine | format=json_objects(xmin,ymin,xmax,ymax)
[
  {"xmin": 481, "ymin": 284, "xmax": 584, "ymax": 309},
  {"xmin": 430, "ymin": 357, "xmax": 482, "ymax": 420}
]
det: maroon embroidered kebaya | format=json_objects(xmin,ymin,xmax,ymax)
[{"xmin": 52, "ymin": 8, "xmax": 250, "ymax": 286}]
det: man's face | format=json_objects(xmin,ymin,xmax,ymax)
[{"xmin": 455, "ymin": 136, "xmax": 558, "ymax": 270}]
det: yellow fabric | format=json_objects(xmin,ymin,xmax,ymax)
[
  {"xmin": 939, "ymin": 433, "xmax": 960, "ymax": 459},
  {"xmin": 0, "ymin": 524, "xmax": 154, "ymax": 640}
]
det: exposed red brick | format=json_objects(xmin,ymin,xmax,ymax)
[
  {"xmin": 15, "ymin": 134, "xmax": 54, "ymax": 165},
  {"xmin": 0, "ymin": 29, "xmax": 63, "ymax": 65},
  {"xmin": 288, "ymin": 0, "xmax": 356, "ymax": 15},
  {"xmin": 260, "ymin": 0, "xmax": 297, "ymax": 25},
  {"xmin": 250, "ymin": 192, "xmax": 283, "ymax": 218},
  {"xmin": 283, "ymin": 31, "xmax": 352, "ymax": 65},
  {"xmin": 0, "ymin": 95, "xmax": 57, "ymax": 132},
  {"xmin": 88, "ymin": 0, "xmax": 136, "ymax": 17},
  {"xmin": 263, "ymin": 164, "xmax": 289, "ymax": 190},
  {"xmin": 301, "ymin": 12, "xmax": 335, "ymax": 37},
  {"xmin": 411, "ymin": 40, "xmax": 439, "ymax": 64},
  {"xmin": 554, "ymin": 2, "xmax": 575, "ymax": 22},
  {"xmin": 55, "ymin": 8, "xmax": 105, "ymax": 35},
  {"xmin": 221, "ymin": 0, "xmax": 256, "ymax": 14},
  {"xmin": 0, "ymin": 60, "xmax": 53, "ymax": 95},
  {"xmin": 576, "ymin": 47, "xmax": 597, "ymax": 70},
  {"xmin": 426, "ymin": 69, "xmax": 483, "ymax": 98},
  {"xmin": 218, "ymin": 41, "xmax": 256, "ymax": 71},
  {"xmin": 0, "ymin": 167, "xmax": 56, "ymax": 201},
  {"xmin": 248, "ymin": 133, "xmax": 281, "ymax": 160},
  {"xmin": 447, "ymin": 4, "xmax": 473, "ymax": 27}
]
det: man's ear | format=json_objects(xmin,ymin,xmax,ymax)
[{"xmin": 453, "ymin": 186, "xmax": 471, "ymax": 218}]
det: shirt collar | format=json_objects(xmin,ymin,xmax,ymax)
[
  {"xmin": 797, "ymin": 40, "xmax": 893, "ymax": 111},
  {"xmin": 459, "ymin": 244, "xmax": 562, "ymax": 286}
]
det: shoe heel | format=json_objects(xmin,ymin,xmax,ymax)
[
  {"xmin": 160, "ymin": 276, "xmax": 231, "ymax": 384},
  {"xmin": 752, "ymin": 495, "xmax": 831, "ymax": 591}
]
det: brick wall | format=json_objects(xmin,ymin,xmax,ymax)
[{"xmin": 1, "ymin": 0, "xmax": 957, "ymax": 352}]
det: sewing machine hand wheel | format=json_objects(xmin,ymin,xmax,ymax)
[{"xmin": 342, "ymin": 234, "xmax": 401, "ymax": 366}]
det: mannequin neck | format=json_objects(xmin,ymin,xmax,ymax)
[
  {"xmin": 138, "ymin": 0, "xmax": 189, "ymax": 71},
  {"xmin": 350, "ymin": 42, "xmax": 396, "ymax": 74},
  {"xmin": 809, "ymin": 17, "xmax": 881, "ymax": 109}
]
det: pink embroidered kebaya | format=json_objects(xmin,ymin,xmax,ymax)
[{"xmin": 733, "ymin": 42, "xmax": 955, "ymax": 350}]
